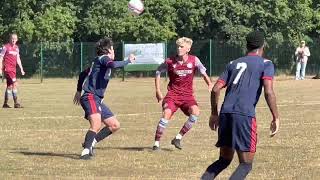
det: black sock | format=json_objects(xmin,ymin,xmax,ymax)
[
  {"xmin": 230, "ymin": 162, "xmax": 252, "ymax": 180},
  {"xmin": 95, "ymin": 127, "xmax": 112, "ymax": 142},
  {"xmin": 201, "ymin": 157, "xmax": 232, "ymax": 180},
  {"xmin": 83, "ymin": 130, "xmax": 97, "ymax": 149},
  {"xmin": 4, "ymin": 89, "xmax": 9, "ymax": 104}
]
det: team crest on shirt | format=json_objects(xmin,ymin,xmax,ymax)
[
  {"xmin": 187, "ymin": 63, "xmax": 193, "ymax": 68},
  {"xmin": 173, "ymin": 64, "xmax": 177, "ymax": 69}
]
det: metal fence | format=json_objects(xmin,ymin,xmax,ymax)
[{"xmin": 18, "ymin": 40, "xmax": 320, "ymax": 82}]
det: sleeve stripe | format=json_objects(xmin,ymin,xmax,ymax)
[
  {"xmin": 217, "ymin": 79, "xmax": 226, "ymax": 86},
  {"xmin": 262, "ymin": 76, "xmax": 273, "ymax": 80}
]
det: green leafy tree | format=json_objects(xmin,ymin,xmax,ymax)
[
  {"xmin": 82, "ymin": 0, "xmax": 176, "ymax": 42},
  {"xmin": 33, "ymin": 5, "xmax": 77, "ymax": 42}
]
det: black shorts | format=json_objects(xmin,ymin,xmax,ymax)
[{"xmin": 216, "ymin": 113, "xmax": 257, "ymax": 152}]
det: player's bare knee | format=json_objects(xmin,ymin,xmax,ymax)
[
  {"xmin": 192, "ymin": 111, "xmax": 200, "ymax": 116},
  {"xmin": 13, "ymin": 82, "xmax": 18, "ymax": 88},
  {"xmin": 189, "ymin": 106, "xmax": 200, "ymax": 116},
  {"xmin": 103, "ymin": 117, "xmax": 120, "ymax": 132},
  {"xmin": 239, "ymin": 158, "xmax": 254, "ymax": 164},
  {"xmin": 237, "ymin": 151, "xmax": 255, "ymax": 163},
  {"xmin": 220, "ymin": 147, "xmax": 235, "ymax": 160},
  {"xmin": 163, "ymin": 109, "xmax": 172, "ymax": 119},
  {"xmin": 7, "ymin": 85, "xmax": 13, "ymax": 90}
]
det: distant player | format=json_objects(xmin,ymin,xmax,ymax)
[
  {"xmin": 152, "ymin": 37, "xmax": 213, "ymax": 150},
  {"xmin": 201, "ymin": 31, "xmax": 280, "ymax": 179},
  {"xmin": 0, "ymin": 33, "xmax": 25, "ymax": 108},
  {"xmin": 73, "ymin": 37, "xmax": 135, "ymax": 160}
]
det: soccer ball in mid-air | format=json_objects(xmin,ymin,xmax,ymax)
[{"xmin": 128, "ymin": 0, "xmax": 144, "ymax": 16}]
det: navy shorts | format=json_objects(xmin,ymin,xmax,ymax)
[
  {"xmin": 80, "ymin": 93, "xmax": 114, "ymax": 120},
  {"xmin": 216, "ymin": 113, "xmax": 257, "ymax": 152}
]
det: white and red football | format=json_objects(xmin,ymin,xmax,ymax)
[{"xmin": 128, "ymin": 0, "xmax": 144, "ymax": 16}]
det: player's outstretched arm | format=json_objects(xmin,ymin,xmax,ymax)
[
  {"xmin": 263, "ymin": 79, "xmax": 280, "ymax": 137},
  {"xmin": 107, "ymin": 54, "xmax": 136, "ymax": 68},
  {"xmin": 209, "ymin": 81, "xmax": 224, "ymax": 131},
  {"xmin": 108, "ymin": 60, "xmax": 130, "ymax": 68}
]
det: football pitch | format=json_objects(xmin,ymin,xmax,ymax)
[{"xmin": 0, "ymin": 77, "xmax": 319, "ymax": 179}]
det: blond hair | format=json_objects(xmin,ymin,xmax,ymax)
[{"xmin": 176, "ymin": 37, "xmax": 193, "ymax": 47}]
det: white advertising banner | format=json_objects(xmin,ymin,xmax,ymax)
[{"xmin": 124, "ymin": 43, "xmax": 165, "ymax": 64}]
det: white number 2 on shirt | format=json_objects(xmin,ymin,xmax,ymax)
[{"xmin": 233, "ymin": 62, "xmax": 247, "ymax": 84}]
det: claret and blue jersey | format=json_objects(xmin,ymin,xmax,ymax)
[{"xmin": 217, "ymin": 53, "xmax": 275, "ymax": 117}]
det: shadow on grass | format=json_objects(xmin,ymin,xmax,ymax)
[
  {"xmin": 11, "ymin": 151, "xmax": 80, "ymax": 160},
  {"xmin": 95, "ymin": 146, "xmax": 174, "ymax": 152}
]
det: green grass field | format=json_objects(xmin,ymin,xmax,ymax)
[{"xmin": 0, "ymin": 77, "xmax": 319, "ymax": 179}]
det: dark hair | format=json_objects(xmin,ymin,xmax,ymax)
[
  {"xmin": 96, "ymin": 38, "xmax": 113, "ymax": 56},
  {"xmin": 246, "ymin": 31, "xmax": 265, "ymax": 51}
]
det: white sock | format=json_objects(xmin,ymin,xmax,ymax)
[
  {"xmin": 81, "ymin": 148, "xmax": 90, "ymax": 156},
  {"xmin": 175, "ymin": 134, "xmax": 182, "ymax": 140},
  {"xmin": 154, "ymin": 141, "xmax": 160, "ymax": 147}
]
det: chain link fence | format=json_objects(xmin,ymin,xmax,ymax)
[{"xmin": 17, "ymin": 40, "xmax": 320, "ymax": 82}]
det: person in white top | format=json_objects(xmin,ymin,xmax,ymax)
[{"xmin": 295, "ymin": 40, "xmax": 310, "ymax": 80}]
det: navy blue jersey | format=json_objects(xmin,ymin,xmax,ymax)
[
  {"xmin": 218, "ymin": 54, "xmax": 274, "ymax": 117},
  {"xmin": 79, "ymin": 55, "xmax": 129, "ymax": 98}
]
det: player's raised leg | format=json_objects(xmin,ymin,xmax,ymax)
[
  {"xmin": 97, "ymin": 116, "xmax": 120, "ymax": 142},
  {"xmin": 172, "ymin": 103, "xmax": 199, "ymax": 149},
  {"xmin": 79, "ymin": 94, "xmax": 103, "ymax": 160},
  {"xmin": 95, "ymin": 103, "xmax": 117, "ymax": 144},
  {"xmin": 82, "ymin": 103, "xmax": 118, "ymax": 156}
]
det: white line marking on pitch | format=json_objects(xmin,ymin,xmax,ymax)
[
  {"xmin": 1, "ymin": 122, "xmax": 320, "ymax": 133},
  {"xmin": 15, "ymin": 100, "xmax": 320, "ymax": 121}
]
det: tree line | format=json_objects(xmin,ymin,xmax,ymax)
[{"xmin": 0, "ymin": 0, "xmax": 319, "ymax": 46}]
